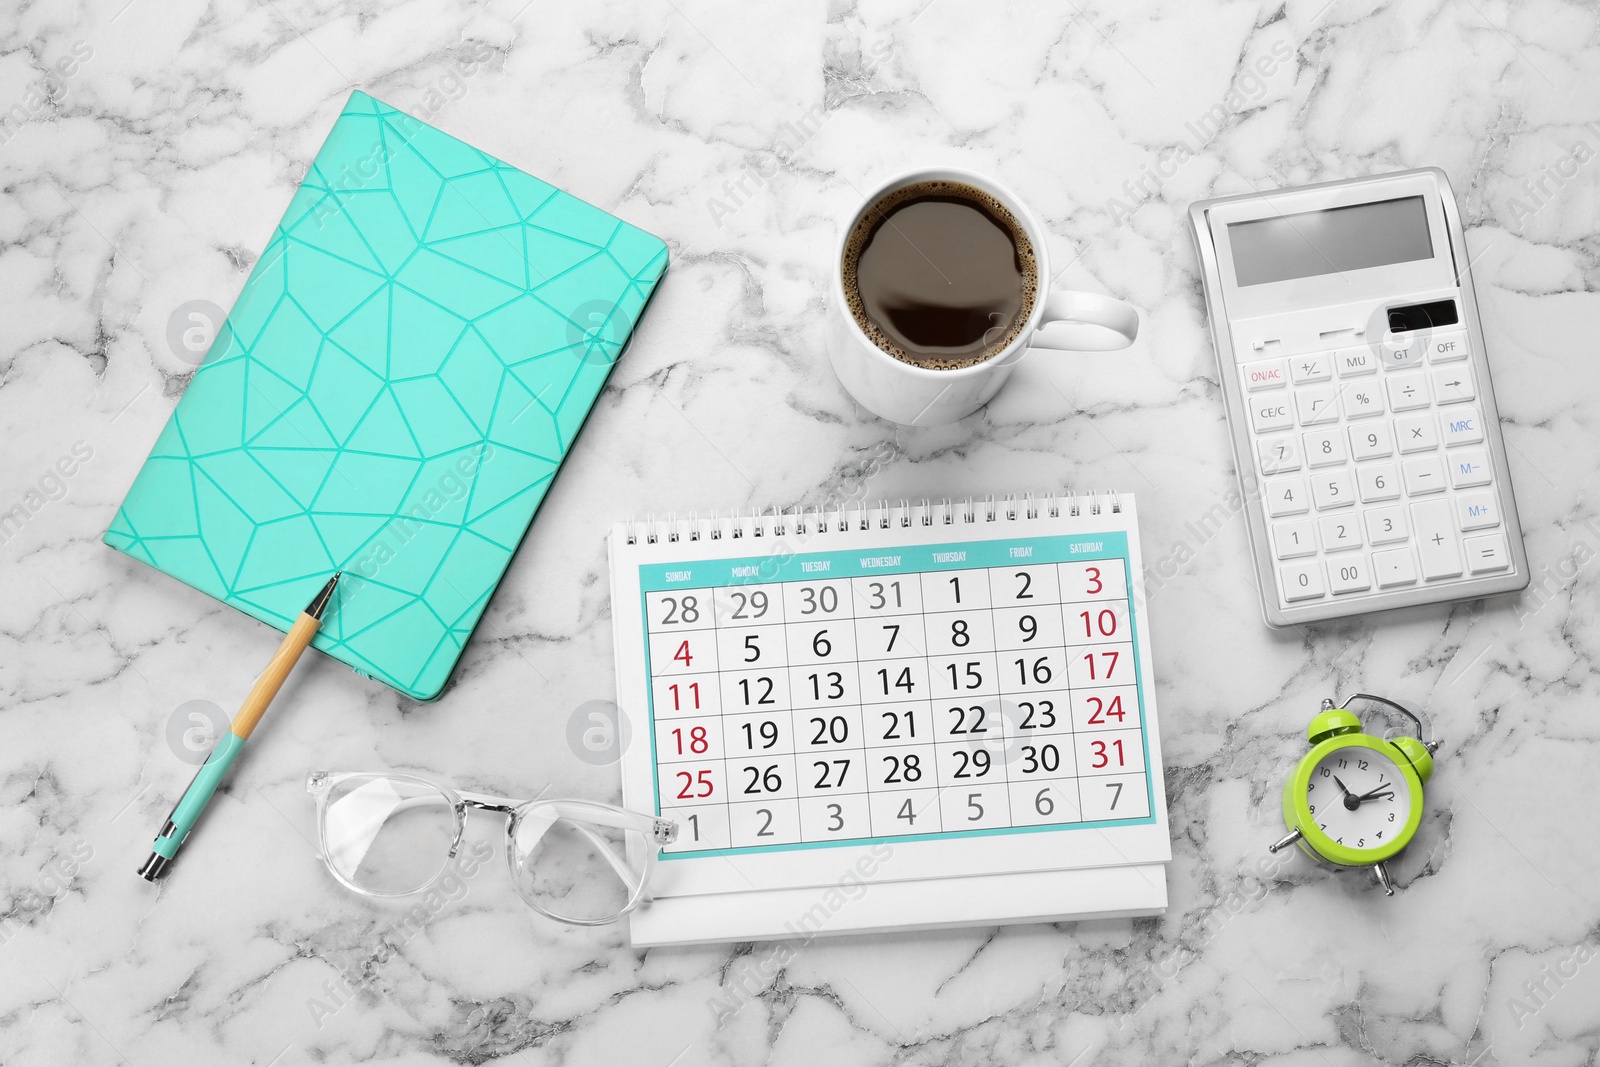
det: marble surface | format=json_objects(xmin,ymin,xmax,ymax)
[{"xmin": 3, "ymin": 0, "xmax": 1599, "ymax": 1064}]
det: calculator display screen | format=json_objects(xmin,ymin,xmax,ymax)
[{"xmin": 1227, "ymin": 195, "xmax": 1432, "ymax": 287}]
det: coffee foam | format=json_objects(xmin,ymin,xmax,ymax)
[{"xmin": 841, "ymin": 179, "xmax": 1038, "ymax": 370}]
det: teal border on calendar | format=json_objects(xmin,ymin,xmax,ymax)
[{"xmin": 637, "ymin": 532, "xmax": 1157, "ymax": 859}]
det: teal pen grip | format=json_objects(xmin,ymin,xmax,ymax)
[{"xmin": 151, "ymin": 731, "xmax": 246, "ymax": 860}]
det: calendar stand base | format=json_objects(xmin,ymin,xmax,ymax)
[{"xmin": 628, "ymin": 862, "xmax": 1167, "ymax": 947}]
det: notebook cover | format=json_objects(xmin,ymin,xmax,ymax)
[{"xmin": 105, "ymin": 90, "xmax": 669, "ymax": 700}]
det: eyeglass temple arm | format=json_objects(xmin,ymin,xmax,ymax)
[
  {"xmin": 314, "ymin": 777, "xmax": 677, "ymax": 844},
  {"xmin": 453, "ymin": 791, "xmax": 674, "ymax": 844},
  {"xmin": 522, "ymin": 799, "xmax": 677, "ymax": 844}
]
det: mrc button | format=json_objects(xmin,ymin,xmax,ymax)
[{"xmin": 1440, "ymin": 407, "xmax": 1484, "ymax": 446}]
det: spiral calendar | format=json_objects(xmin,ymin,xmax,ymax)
[{"xmin": 609, "ymin": 494, "xmax": 1170, "ymax": 945}]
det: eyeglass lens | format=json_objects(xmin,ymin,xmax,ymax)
[
  {"xmin": 323, "ymin": 776, "xmax": 457, "ymax": 896},
  {"xmin": 511, "ymin": 803, "xmax": 643, "ymax": 924}
]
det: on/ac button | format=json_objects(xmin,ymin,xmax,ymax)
[{"xmin": 1242, "ymin": 359, "xmax": 1287, "ymax": 391}]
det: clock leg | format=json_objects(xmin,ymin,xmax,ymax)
[
  {"xmin": 1373, "ymin": 862, "xmax": 1395, "ymax": 896},
  {"xmin": 1268, "ymin": 829, "xmax": 1302, "ymax": 854}
]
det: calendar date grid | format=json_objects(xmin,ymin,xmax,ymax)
[{"xmin": 639, "ymin": 554, "xmax": 1152, "ymax": 857}]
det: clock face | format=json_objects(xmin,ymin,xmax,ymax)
[{"xmin": 1305, "ymin": 747, "xmax": 1411, "ymax": 853}]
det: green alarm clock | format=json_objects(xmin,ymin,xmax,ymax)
[{"xmin": 1268, "ymin": 693, "xmax": 1440, "ymax": 895}]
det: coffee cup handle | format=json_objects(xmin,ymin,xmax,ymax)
[{"xmin": 1030, "ymin": 291, "xmax": 1139, "ymax": 352}]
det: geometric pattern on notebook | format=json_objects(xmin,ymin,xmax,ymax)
[{"xmin": 105, "ymin": 90, "xmax": 669, "ymax": 700}]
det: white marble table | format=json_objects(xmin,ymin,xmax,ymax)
[{"xmin": 4, "ymin": 1, "xmax": 1599, "ymax": 1064}]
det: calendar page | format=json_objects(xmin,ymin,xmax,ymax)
[{"xmin": 609, "ymin": 498, "xmax": 1170, "ymax": 912}]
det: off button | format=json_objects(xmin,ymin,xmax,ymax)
[{"xmin": 1428, "ymin": 330, "xmax": 1469, "ymax": 363}]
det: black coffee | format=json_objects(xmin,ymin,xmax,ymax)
[{"xmin": 843, "ymin": 180, "xmax": 1037, "ymax": 369}]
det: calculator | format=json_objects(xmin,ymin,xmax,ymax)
[{"xmin": 1188, "ymin": 169, "xmax": 1528, "ymax": 626}]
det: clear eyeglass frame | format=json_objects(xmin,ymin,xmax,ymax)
[{"xmin": 305, "ymin": 770, "xmax": 677, "ymax": 927}]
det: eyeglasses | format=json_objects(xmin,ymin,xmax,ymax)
[{"xmin": 305, "ymin": 771, "xmax": 676, "ymax": 926}]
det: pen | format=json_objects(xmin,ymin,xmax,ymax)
[{"xmin": 138, "ymin": 572, "xmax": 340, "ymax": 882}]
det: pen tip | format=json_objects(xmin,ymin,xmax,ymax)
[{"xmin": 305, "ymin": 572, "xmax": 341, "ymax": 620}]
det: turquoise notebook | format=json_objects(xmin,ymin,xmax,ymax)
[{"xmin": 105, "ymin": 90, "xmax": 669, "ymax": 700}]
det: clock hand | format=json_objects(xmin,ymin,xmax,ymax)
[
  {"xmin": 1356, "ymin": 787, "xmax": 1394, "ymax": 802},
  {"xmin": 1333, "ymin": 776, "xmax": 1352, "ymax": 797},
  {"xmin": 1334, "ymin": 775, "xmax": 1361, "ymax": 810}
]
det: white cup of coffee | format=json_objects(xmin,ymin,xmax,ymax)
[{"xmin": 825, "ymin": 167, "xmax": 1139, "ymax": 426}]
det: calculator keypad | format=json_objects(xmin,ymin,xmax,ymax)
[{"xmin": 1242, "ymin": 330, "xmax": 1510, "ymax": 605}]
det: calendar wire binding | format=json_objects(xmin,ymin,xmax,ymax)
[{"xmin": 624, "ymin": 492, "xmax": 1121, "ymax": 545}]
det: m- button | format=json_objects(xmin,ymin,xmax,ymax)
[{"xmin": 1449, "ymin": 448, "xmax": 1492, "ymax": 488}]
